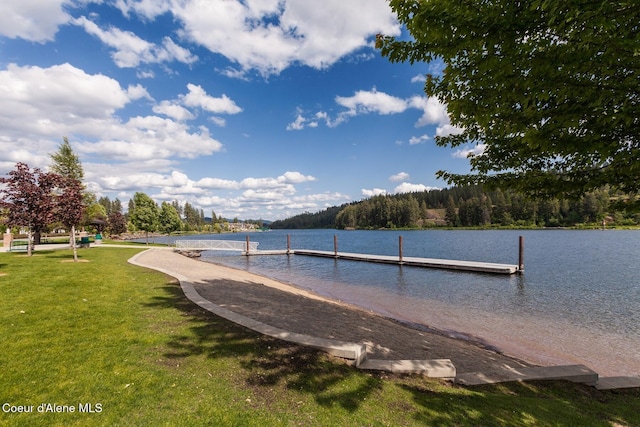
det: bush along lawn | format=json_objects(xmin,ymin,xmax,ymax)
[{"xmin": 0, "ymin": 247, "xmax": 638, "ymax": 426}]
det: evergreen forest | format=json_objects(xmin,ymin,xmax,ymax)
[{"xmin": 270, "ymin": 186, "xmax": 640, "ymax": 230}]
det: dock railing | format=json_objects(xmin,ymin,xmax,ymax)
[{"xmin": 175, "ymin": 240, "xmax": 259, "ymax": 252}]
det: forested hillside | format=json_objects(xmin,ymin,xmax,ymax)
[
  {"xmin": 270, "ymin": 205, "xmax": 346, "ymax": 229},
  {"xmin": 271, "ymin": 186, "xmax": 640, "ymax": 229}
]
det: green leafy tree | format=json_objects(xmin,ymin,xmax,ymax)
[
  {"xmin": 98, "ymin": 196, "xmax": 113, "ymax": 216},
  {"xmin": 49, "ymin": 137, "xmax": 84, "ymax": 181},
  {"xmin": 49, "ymin": 137, "xmax": 103, "ymax": 231},
  {"xmin": 378, "ymin": 1, "xmax": 640, "ymax": 208},
  {"xmin": 183, "ymin": 202, "xmax": 204, "ymax": 230},
  {"xmin": 85, "ymin": 202, "xmax": 107, "ymax": 230},
  {"xmin": 130, "ymin": 192, "xmax": 159, "ymax": 244},
  {"xmin": 158, "ymin": 202, "xmax": 183, "ymax": 235}
]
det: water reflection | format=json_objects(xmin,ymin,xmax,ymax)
[{"xmin": 395, "ymin": 266, "xmax": 409, "ymax": 295}]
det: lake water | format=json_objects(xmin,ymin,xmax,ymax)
[{"xmin": 158, "ymin": 229, "xmax": 640, "ymax": 377}]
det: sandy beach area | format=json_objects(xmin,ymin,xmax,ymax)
[{"xmin": 133, "ymin": 248, "xmax": 533, "ymax": 377}]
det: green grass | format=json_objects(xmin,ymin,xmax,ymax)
[{"xmin": 0, "ymin": 248, "xmax": 638, "ymax": 426}]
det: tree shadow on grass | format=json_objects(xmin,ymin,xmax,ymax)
[
  {"xmin": 398, "ymin": 379, "xmax": 640, "ymax": 426},
  {"xmin": 31, "ymin": 250, "xmax": 74, "ymax": 258},
  {"xmin": 144, "ymin": 280, "xmax": 382, "ymax": 412}
]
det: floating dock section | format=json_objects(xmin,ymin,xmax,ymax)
[
  {"xmin": 176, "ymin": 234, "xmax": 524, "ymax": 276},
  {"xmin": 291, "ymin": 250, "xmax": 519, "ymax": 275}
]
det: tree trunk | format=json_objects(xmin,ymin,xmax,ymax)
[
  {"xmin": 71, "ymin": 225, "xmax": 78, "ymax": 262},
  {"xmin": 27, "ymin": 228, "xmax": 32, "ymax": 257}
]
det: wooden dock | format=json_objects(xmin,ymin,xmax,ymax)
[
  {"xmin": 262, "ymin": 249, "xmax": 520, "ymax": 275},
  {"xmin": 176, "ymin": 236, "xmax": 524, "ymax": 275}
]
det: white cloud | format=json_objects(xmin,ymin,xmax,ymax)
[
  {"xmin": 152, "ymin": 84, "xmax": 243, "ymax": 123},
  {"xmin": 98, "ymin": 170, "xmax": 193, "ymax": 192},
  {"xmin": 3, "ymin": 1, "xmax": 399, "ymax": 76},
  {"xmin": 87, "ymin": 166, "xmax": 333, "ymax": 219},
  {"xmin": 0, "ymin": 145, "xmax": 52, "ymax": 172},
  {"xmin": 240, "ymin": 177, "xmax": 295, "ymax": 193},
  {"xmin": 279, "ymin": 171, "xmax": 316, "ymax": 184},
  {"xmin": 286, "ymin": 114, "xmax": 307, "ymax": 131},
  {"xmin": 453, "ymin": 144, "xmax": 487, "ymax": 159},
  {"xmin": 158, "ymin": 36, "xmax": 197, "ymax": 64},
  {"xmin": 78, "ymin": 118, "xmax": 223, "ymax": 160},
  {"xmin": 437, "ymin": 123, "xmax": 465, "ymax": 137},
  {"xmin": 153, "ymin": 101, "xmax": 195, "ymax": 121},
  {"xmin": 195, "ymin": 177, "xmax": 241, "ymax": 190},
  {"xmin": 409, "ymin": 96, "xmax": 449, "ymax": 127},
  {"xmin": 169, "ymin": 0, "xmax": 400, "ymax": 76},
  {"xmin": 114, "ymin": 0, "xmax": 172, "ymax": 19},
  {"xmin": 208, "ymin": 117, "xmax": 227, "ymax": 127},
  {"xmin": 0, "ymin": 0, "xmax": 69, "ymax": 42},
  {"xmin": 293, "ymin": 90, "xmax": 457, "ymax": 131},
  {"xmin": 303, "ymin": 192, "xmax": 349, "ymax": 202},
  {"xmin": 393, "ymin": 182, "xmax": 437, "ymax": 194},
  {"xmin": 336, "ymin": 88, "xmax": 407, "ymax": 116},
  {"xmin": 181, "ymin": 84, "xmax": 243, "ymax": 114},
  {"xmin": 242, "ymin": 189, "xmax": 290, "ymax": 202},
  {"xmin": 361, "ymin": 182, "xmax": 439, "ymax": 198},
  {"xmin": 409, "ymin": 135, "xmax": 430, "ymax": 145},
  {"xmin": 193, "ymin": 171, "xmax": 314, "ymax": 192},
  {"xmin": 298, "ymin": 88, "xmax": 411, "ymax": 128},
  {"xmin": 74, "ymin": 16, "xmax": 197, "ymax": 68},
  {"xmin": 362, "ymin": 188, "xmax": 387, "ymax": 197},
  {"xmin": 0, "ymin": 63, "xmax": 223, "ymax": 170},
  {"xmin": 389, "ymin": 172, "xmax": 410, "ymax": 182},
  {"xmin": 137, "ymin": 70, "xmax": 155, "ymax": 79},
  {"xmin": 0, "ymin": 63, "xmax": 130, "ymax": 137},
  {"xmin": 126, "ymin": 84, "xmax": 153, "ymax": 101}
]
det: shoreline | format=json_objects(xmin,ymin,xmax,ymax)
[
  {"xmin": 125, "ymin": 231, "xmax": 640, "ymax": 379},
  {"xmin": 203, "ymin": 257, "xmax": 517, "ymax": 359},
  {"xmin": 132, "ymin": 248, "xmax": 538, "ymax": 377},
  {"xmin": 194, "ymin": 254, "xmax": 639, "ymax": 378}
]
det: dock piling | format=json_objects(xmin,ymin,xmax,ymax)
[
  {"xmin": 334, "ymin": 235, "xmax": 338, "ymax": 258},
  {"xmin": 399, "ymin": 235, "xmax": 404, "ymax": 264},
  {"xmin": 518, "ymin": 236, "xmax": 524, "ymax": 273}
]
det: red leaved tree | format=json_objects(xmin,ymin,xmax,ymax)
[
  {"xmin": 0, "ymin": 163, "xmax": 62, "ymax": 256},
  {"xmin": 55, "ymin": 177, "xmax": 85, "ymax": 262}
]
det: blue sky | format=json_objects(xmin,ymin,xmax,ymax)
[{"xmin": 0, "ymin": 0, "xmax": 478, "ymax": 220}]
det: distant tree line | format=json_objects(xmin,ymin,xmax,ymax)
[
  {"xmin": 270, "ymin": 205, "xmax": 346, "ymax": 229},
  {"xmin": 273, "ymin": 186, "xmax": 640, "ymax": 230},
  {"xmin": 105, "ymin": 192, "xmax": 264, "ymax": 241}
]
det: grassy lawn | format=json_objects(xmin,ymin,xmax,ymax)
[{"xmin": 0, "ymin": 247, "xmax": 638, "ymax": 426}]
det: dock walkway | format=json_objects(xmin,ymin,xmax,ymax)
[
  {"xmin": 291, "ymin": 249, "xmax": 520, "ymax": 275},
  {"xmin": 173, "ymin": 239, "xmax": 521, "ymax": 275}
]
